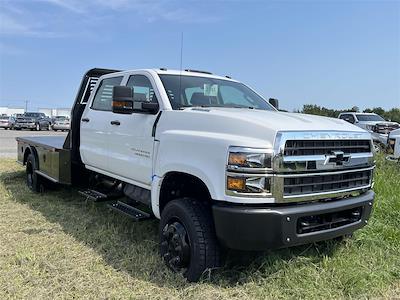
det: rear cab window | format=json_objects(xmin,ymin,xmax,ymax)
[{"xmin": 91, "ymin": 76, "xmax": 123, "ymax": 111}]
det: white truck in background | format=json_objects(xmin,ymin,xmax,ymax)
[
  {"xmin": 17, "ymin": 68, "xmax": 375, "ymax": 282},
  {"xmin": 388, "ymin": 128, "xmax": 400, "ymax": 161},
  {"xmin": 338, "ymin": 112, "xmax": 399, "ymax": 152}
]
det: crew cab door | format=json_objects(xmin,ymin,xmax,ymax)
[
  {"xmin": 107, "ymin": 73, "xmax": 160, "ymax": 186},
  {"xmin": 80, "ymin": 76, "xmax": 124, "ymax": 171}
]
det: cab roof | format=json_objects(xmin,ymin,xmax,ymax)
[{"xmin": 108, "ymin": 68, "xmax": 239, "ymax": 82}]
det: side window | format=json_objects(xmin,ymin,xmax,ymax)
[
  {"xmin": 126, "ymin": 75, "xmax": 157, "ymax": 103},
  {"xmin": 340, "ymin": 114, "xmax": 355, "ymax": 124},
  {"xmin": 91, "ymin": 76, "xmax": 123, "ymax": 111}
]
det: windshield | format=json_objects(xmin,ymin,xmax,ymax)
[
  {"xmin": 55, "ymin": 116, "xmax": 68, "ymax": 120},
  {"xmin": 159, "ymin": 75, "xmax": 275, "ymax": 111},
  {"xmin": 356, "ymin": 114, "xmax": 385, "ymax": 122},
  {"xmin": 24, "ymin": 113, "xmax": 42, "ymax": 117}
]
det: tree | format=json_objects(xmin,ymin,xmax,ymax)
[{"xmin": 300, "ymin": 105, "xmax": 400, "ymax": 123}]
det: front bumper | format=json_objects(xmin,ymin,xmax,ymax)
[
  {"xmin": 14, "ymin": 123, "xmax": 36, "ymax": 129},
  {"xmin": 52, "ymin": 124, "xmax": 70, "ymax": 130},
  {"xmin": 212, "ymin": 190, "xmax": 374, "ymax": 251}
]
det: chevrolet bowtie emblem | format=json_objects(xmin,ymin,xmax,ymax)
[{"xmin": 325, "ymin": 150, "xmax": 350, "ymax": 166}]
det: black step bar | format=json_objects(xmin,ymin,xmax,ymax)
[
  {"xmin": 108, "ymin": 201, "xmax": 151, "ymax": 221},
  {"xmin": 79, "ymin": 189, "xmax": 109, "ymax": 202}
]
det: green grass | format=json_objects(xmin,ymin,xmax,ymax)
[{"xmin": 0, "ymin": 157, "xmax": 399, "ymax": 299}]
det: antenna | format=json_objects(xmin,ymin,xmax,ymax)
[
  {"xmin": 178, "ymin": 32, "xmax": 183, "ymax": 107},
  {"xmin": 180, "ymin": 32, "xmax": 183, "ymax": 71}
]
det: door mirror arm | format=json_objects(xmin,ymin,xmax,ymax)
[{"xmin": 136, "ymin": 102, "xmax": 159, "ymax": 114}]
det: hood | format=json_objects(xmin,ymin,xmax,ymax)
[
  {"xmin": 186, "ymin": 107, "xmax": 363, "ymax": 132},
  {"xmin": 159, "ymin": 108, "xmax": 367, "ymax": 148},
  {"xmin": 389, "ymin": 128, "xmax": 400, "ymax": 137}
]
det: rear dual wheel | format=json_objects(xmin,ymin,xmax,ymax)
[
  {"xmin": 160, "ymin": 198, "xmax": 221, "ymax": 282},
  {"xmin": 26, "ymin": 154, "xmax": 41, "ymax": 192}
]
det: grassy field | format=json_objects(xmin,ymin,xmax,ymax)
[{"xmin": 0, "ymin": 157, "xmax": 399, "ymax": 299}]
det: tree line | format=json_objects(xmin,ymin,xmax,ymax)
[{"xmin": 298, "ymin": 105, "xmax": 400, "ymax": 123}]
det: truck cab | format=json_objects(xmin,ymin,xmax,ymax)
[{"xmin": 18, "ymin": 68, "xmax": 375, "ymax": 282}]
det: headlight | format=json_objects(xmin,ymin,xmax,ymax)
[
  {"xmin": 226, "ymin": 147, "xmax": 273, "ymax": 196},
  {"xmin": 227, "ymin": 147, "xmax": 272, "ymax": 171},
  {"xmin": 366, "ymin": 125, "xmax": 375, "ymax": 132}
]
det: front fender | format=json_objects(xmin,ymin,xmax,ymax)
[{"xmin": 154, "ymin": 130, "xmax": 271, "ymax": 201}]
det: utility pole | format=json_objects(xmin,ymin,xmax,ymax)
[{"xmin": 25, "ymin": 100, "xmax": 28, "ymax": 112}]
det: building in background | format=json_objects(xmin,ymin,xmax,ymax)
[
  {"xmin": 38, "ymin": 108, "xmax": 71, "ymax": 117},
  {"xmin": 0, "ymin": 106, "xmax": 25, "ymax": 116}
]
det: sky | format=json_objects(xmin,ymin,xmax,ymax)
[{"xmin": 0, "ymin": 0, "xmax": 399, "ymax": 112}]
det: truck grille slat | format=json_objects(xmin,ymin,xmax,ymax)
[
  {"xmin": 283, "ymin": 169, "xmax": 372, "ymax": 196},
  {"xmin": 284, "ymin": 140, "xmax": 371, "ymax": 156}
]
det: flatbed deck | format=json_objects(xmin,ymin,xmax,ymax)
[
  {"xmin": 16, "ymin": 136, "xmax": 66, "ymax": 150},
  {"xmin": 17, "ymin": 135, "xmax": 71, "ymax": 184}
]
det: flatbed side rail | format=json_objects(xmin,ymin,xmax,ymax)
[{"xmin": 17, "ymin": 136, "xmax": 72, "ymax": 185}]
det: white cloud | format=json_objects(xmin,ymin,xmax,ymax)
[
  {"xmin": 38, "ymin": 0, "xmax": 221, "ymax": 23},
  {"xmin": 0, "ymin": 0, "xmax": 221, "ymax": 40},
  {"xmin": 0, "ymin": 12, "xmax": 32, "ymax": 35}
]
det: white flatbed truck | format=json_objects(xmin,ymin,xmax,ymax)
[{"xmin": 17, "ymin": 68, "xmax": 375, "ymax": 282}]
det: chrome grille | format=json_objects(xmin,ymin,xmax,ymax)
[
  {"xmin": 284, "ymin": 140, "xmax": 371, "ymax": 156},
  {"xmin": 283, "ymin": 168, "xmax": 372, "ymax": 197}
]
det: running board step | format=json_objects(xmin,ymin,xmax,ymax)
[
  {"xmin": 107, "ymin": 201, "xmax": 151, "ymax": 221},
  {"xmin": 79, "ymin": 189, "xmax": 109, "ymax": 202}
]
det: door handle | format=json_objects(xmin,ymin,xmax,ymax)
[
  {"xmin": 81, "ymin": 118, "xmax": 90, "ymax": 122},
  {"xmin": 110, "ymin": 120, "xmax": 120, "ymax": 126}
]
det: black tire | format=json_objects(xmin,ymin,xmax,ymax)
[
  {"xmin": 35, "ymin": 123, "xmax": 41, "ymax": 131},
  {"xmin": 160, "ymin": 198, "xmax": 221, "ymax": 282},
  {"xmin": 373, "ymin": 142, "xmax": 384, "ymax": 153},
  {"xmin": 26, "ymin": 153, "xmax": 41, "ymax": 192}
]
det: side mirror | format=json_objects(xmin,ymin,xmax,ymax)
[
  {"xmin": 269, "ymin": 98, "xmax": 279, "ymax": 110},
  {"xmin": 133, "ymin": 101, "xmax": 160, "ymax": 114},
  {"xmin": 112, "ymin": 86, "xmax": 134, "ymax": 114}
]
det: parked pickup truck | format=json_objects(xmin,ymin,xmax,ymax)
[
  {"xmin": 14, "ymin": 112, "xmax": 51, "ymax": 131},
  {"xmin": 338, "ymin": 112, "xmax": 399, "ymax": 152},
  {"xmin": 17, "ymin": 68, "xmax": 375, "ymax": 282}
]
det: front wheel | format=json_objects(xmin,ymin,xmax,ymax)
[
  {"xmin": 373, "ymin": 142, "xmax": 384, "ymax": 153},
  {"xmin": 35, "ymin": 123, "xmax": 40, "ymax": 131},
  {"xmin": 159, "ymin": 198, "xmax": 221, "ymax": 282}
]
